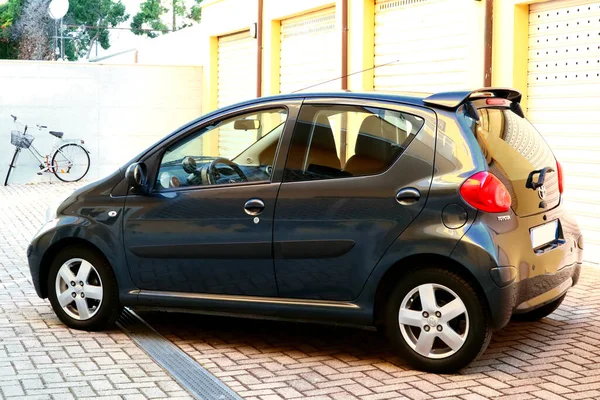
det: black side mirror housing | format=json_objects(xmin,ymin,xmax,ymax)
[{"xmin": 125, "ymin": 162, "xmax": 148, "ymax": 192}]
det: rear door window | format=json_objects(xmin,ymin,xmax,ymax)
[{"xmin": 283, "ymin": 105, "xmax": 425, "ymax": 182}]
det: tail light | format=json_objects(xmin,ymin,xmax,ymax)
[
  {"xmin": 556, "ymin": 160, "xmax": 564, "ymax": 194},
  {"xmin": 460, "ymin": 171, "xmax": 511, "ymax": 213}
]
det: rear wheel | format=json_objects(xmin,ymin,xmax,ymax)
[
  {"xmin": 384, "ymin": 267, "xmax": 492, "ymax": 373},
  {"xmin": 47, "ymin": 246, "xmax": 121, "ymax": 331},
  {"xmin": 52, "ymin": 143, "xmax": 90, "ymax": 182},
  {"xmin": 511, "ymin": 294, "xmax": 566, "ymax": 322}
]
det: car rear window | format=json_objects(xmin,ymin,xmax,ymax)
[{"xmin": 464, "ymin": 106, "xmax": 560, "ymax": 217}]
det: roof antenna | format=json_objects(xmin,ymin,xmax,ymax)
[{"xmin": 291, "ymin": 59, "xmax": 401, "ymax": 94}]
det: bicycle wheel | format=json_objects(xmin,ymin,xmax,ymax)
[
  {"xmin": 4, "ymin": 147, "xmax": 21, "ymax": 186},
  {"xmin": 51, "ymin": 143, "xmax": 90, "ymax": 182}
]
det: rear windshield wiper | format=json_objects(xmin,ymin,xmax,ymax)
[
  {"xmin": 526, "ymin": 167, "xmax": 556, "ymax": 209},
  {"xmin": 526, "ymin": 167, "xmax": 555, "ymax": 190}
]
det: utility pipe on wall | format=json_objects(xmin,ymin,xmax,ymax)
[
  {"xmin": 341, "ymin": 0, "xmax": 349, "ymax": 90},
  {"xmin": 257, "ymin": 0, "xmax": 264, "ymax": 98},
  {"xmin": 484, "ymin": 0, "xmax": 493, "ymax": 87}
]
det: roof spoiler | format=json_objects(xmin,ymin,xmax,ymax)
[{"xmin": 423, "ymin": 88, "xmax": 523, "ymax": 109}]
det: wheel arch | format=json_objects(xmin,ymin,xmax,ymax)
[
  {"xmin": 372, "ymin": 253, "xmax": 492, "ymax": 327},
  {"xmin": 39, "ymin": 237, "xmax": 110, "ymax": 298}
]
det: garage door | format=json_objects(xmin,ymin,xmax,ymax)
[
  {"xmin": 373, "ymin": 0, "xmax": 477, "ymax": 92},
  {"xmin": 280, "ymin": 7, "xmax": 339, "ymax": 93},
  {"xmin": 217, "ymin": 30, "xmax": 257, "ymax": 157},
  {"xmin": 528, "ymin": 0, "xmax": 600, "ymax": 263}
]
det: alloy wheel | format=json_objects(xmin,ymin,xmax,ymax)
[
  {"xmin": 398, "ymin": 283, "xmax": 469, "ymax": 359},
  {"xmin": 54, "ymin": 258, "xmax": 103, "ymax": 321}
]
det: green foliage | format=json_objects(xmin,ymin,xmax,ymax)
[
  {"xmin": 131, "ymin": 0, "xmax": 202, "ymax": 38},
  {"xmin": 0, "ymin": 0, "xmax": 22, "ymax": 59},
  {"xmin": 62, "ymin": 0, "xmax": 129, "ymax": 60},
  {"xmin": 130, "ymin": 0, "xmax": 168, "ymax": 38},
  {"xmin": 188, "ymin": 1, "xmax": 202, "ymax": 23}
]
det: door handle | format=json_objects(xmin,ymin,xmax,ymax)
[
  {"xmin": 244, "ymin": 198, "xmax": 265, "ymax": 216},
  {"xmin": 396, "ymin": 188, "xmax": 421, "ymax": 206}
]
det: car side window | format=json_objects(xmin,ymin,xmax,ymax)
[
  {"xmin": 283, "ymin": 105, "xmax": 424, "ymax": 182},
  {"xmin": 156, "ymin": 108, "xmax": 287, "ymax": 190}
]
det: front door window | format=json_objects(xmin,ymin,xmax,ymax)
[{"xmin": 156, "ymin": 108, "xmax": 288, "ymax": 190}]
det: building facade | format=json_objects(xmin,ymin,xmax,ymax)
[
  {"xmin": 198, "ymin": 0, "xmax": 599, "ymax": 262},
  {"xmin": 95, "ymin": 0, "xmax": 598, "ymax": 261}
]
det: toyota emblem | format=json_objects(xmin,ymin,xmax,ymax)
[{"xmin": 538, "ymin": 185, "xmax": 546, "ymax": 200}]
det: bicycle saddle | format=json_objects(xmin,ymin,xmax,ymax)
[{"xmin": 49, "ymin": 131, "xmax": 64, "ymax": 139}]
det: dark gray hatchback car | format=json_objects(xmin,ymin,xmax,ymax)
[{"xmin": 28, "ymin": 88, "xmax": 584, "ymax": 372}]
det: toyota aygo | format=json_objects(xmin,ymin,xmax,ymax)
[{"xmin": 28, "ymin": 88, "xmax": 584, "ymax": 372}]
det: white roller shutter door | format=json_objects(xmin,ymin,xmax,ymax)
[
  {"xmin": 528, "ymin": 0, "xmax": 600, "ymax": 263},
  {"xmin": 217, "ymin": 30, "xmax": 257, "ymax": 157},
  {"xmin": 373, "ymin": 0, "xmax": 478, "ymax": 92},
  {"xmin": 280, "ymin": 7, "xmax": 339, "ymax": 94}
]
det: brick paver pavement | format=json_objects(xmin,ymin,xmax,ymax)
[
  {"xmin": 0, "ymin": 183, "xmax": 192, "ymax": 400},
  {"xmin": 143, "ymin": 268, "xmax": 600, "ymax": 400},
  {"xmin": 2, "ymin": 183, "xmax": 600, "ymax": 400}
]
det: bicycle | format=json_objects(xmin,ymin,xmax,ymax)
[{"xmin": 4, "ymin": 114, "xmax": 91, "ymax": 186}]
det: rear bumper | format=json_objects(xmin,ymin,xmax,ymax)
[
  {"xmin": 451, "ymin": 203, "xmax": 583, "ymax": 330},
  {"xmin": 488, "ymin": 262, "xmax": 581, "ymax": 327},
  {"xmin": 512, "ymin": 262, "xmax": 581, "ymax": 313}
]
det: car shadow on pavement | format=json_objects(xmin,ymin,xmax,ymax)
[
  {"xmin": 137, "ymin": 309, "xmax": 568, "ymax": 375},
  {"xmin": 139, "ymin": 310, "xmax": 408, "ymax": 366}
]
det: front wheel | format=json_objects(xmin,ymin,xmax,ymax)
[
  {"xmin": 47, "ymin": 246, "xmax": 122, "ymax": 330},
  {"xmin": 384, "ymin": 267, "xmax": 492, "ymax": 373},
  {"xmin": 52, "ymin": 143, "xmax": 90, "ymax": 182}
]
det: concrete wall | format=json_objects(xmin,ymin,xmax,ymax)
[
  {"xmin": 92, "ymin": 25, "xmax": 208, "ymax": 66},
  {"xmin": 93, "ymin": 49, "xmax": 139, "ymax": 64},
  {"xmin": 0, "ymin": 61, "xmax": 202, "ymax": 184},
  {"xmin": 136, "ymin": 25, "xmax": 208, "ymax": 66}
]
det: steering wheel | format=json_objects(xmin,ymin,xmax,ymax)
[{"xmin": 208, "ymin": 157, "xmax": 248, "ymax": 184}]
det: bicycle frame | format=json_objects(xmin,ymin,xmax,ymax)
[{"xmin": 19, "ymin": 124, "xmax": 64, "ymax": 173}]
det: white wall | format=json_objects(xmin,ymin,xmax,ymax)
[
  {"xmin": 0, "ymin": 60, "xmax": 203, "ymax": 184},
  {"xmin": 136, "ymin": 25, "xmax": 207, "ymax": 66},
  {"xmin": 94, "ymin": 25, "xmax": 208, "ymax": 66}
]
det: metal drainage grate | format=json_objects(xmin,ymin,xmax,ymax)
[{"xmin": 117, "ymin": 308, "xmax": 242, "ymax": 400}]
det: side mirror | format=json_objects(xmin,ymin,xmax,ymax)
[{"xmin": 125, "ymin": 162, "xmax": 148, "ymax": 191}]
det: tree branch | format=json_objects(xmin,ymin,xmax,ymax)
[{"xmin": 85, "ymin": 16, "xmax": 103, "ymax": 59}]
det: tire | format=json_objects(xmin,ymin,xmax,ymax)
[
  {"xmin": 511, "ymin": 294, "xmax": 566, "ymax": 322},
  {"xmin": 52, "ymin": 143, "xmax": 90, "ymax": 182},
  {"xmin": 47, "ymin": 246, "xmax": 121, "ymax": 331},
  {"xmin": 384, "ymin": 267, "xmax": 492, "ymax": 373}
]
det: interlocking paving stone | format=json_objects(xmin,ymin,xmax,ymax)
[
  {"xmin": 2, "ymin": 182, "xmax": 600, "ymax": 399},
  {"xmin": 0, "ymin": 183, "xmax": 192, "ymax": 399},
  {"xmin": 139, "ymin": 234, "xmax": 600, "ymax": 396}
]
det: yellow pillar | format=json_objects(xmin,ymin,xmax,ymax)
[
  {"xmin": 202, "ymin": 36, "xmax": 220, "ymax": 154},
  {"xmin": 266, "ymin": 19, "xmax": 281, "ymax": 95},
  {"xmin": 347, "ymin": 0, "xmax": 374, "ymax": 91},
  {"xmin": 492, "ymin": 1, "xmax": 530, "ymax": 110}
]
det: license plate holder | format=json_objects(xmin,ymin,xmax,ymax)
[{"xmin": 530, "ymin": 219, "xmax": 559, "ymax": 250}]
